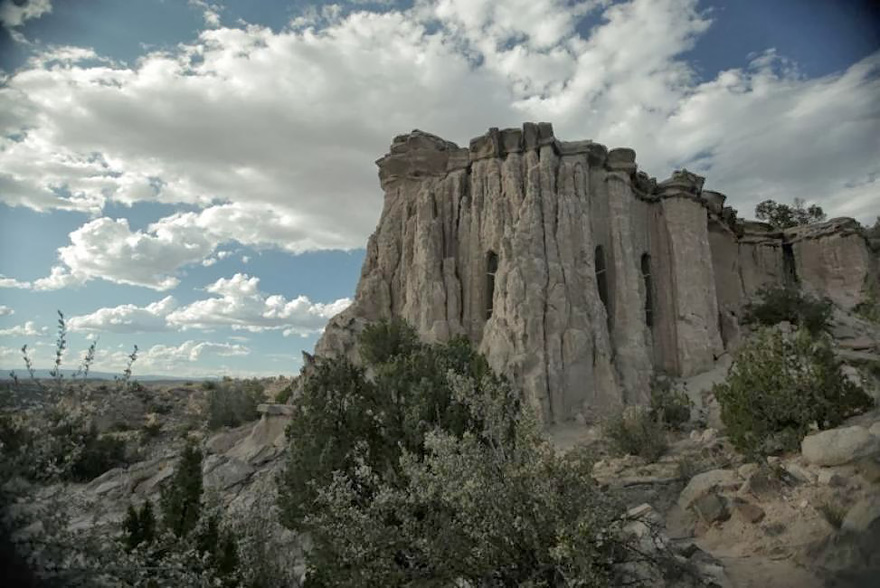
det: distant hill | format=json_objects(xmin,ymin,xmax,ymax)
[{"xmin": 0, "ymin": 368, "xmax": 215, "ymax": 383}]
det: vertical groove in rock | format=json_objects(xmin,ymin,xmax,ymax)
[{"xmin": 314, "ymin": 124, "xmax": 880, "ymax": 424}]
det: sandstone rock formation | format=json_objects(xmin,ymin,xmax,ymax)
[{"xmin": 316, "ymin": 123, "xmax": 880, "ymax": 424}]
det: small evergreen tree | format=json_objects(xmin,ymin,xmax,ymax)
[
  {"xmin": 139, "ymin": 500, "xmax": 156, "ymax": 546},
  {"xmin": 122, "ymin": 500, "xmax": 156, "ymax": 551},
  {"xmin": 161, "ymin": 440, "xmax": 203, "ymax": 538}
]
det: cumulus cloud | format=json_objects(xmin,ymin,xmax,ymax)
[
  {"xmin": 0, "ymin": 0, "xmax": 52, "ymax": 29},
  {"xmin": 64, "ymin": 274, "xmax": 349, "ymax": 335},
  {"xmin": 167, "ymin": 273, "xmax": 351, "ymax": 336},
  {"xmin": 86, "ymin": 340, "xmax": 249, "ymax": 376},
  {"xmin": 0, "ymin": 321, "xmax": 46, "ymax": 336},
  {"xmin": 67, "ymin": 296, "xmax": 177, "ymax": 333},
  {"xmin": 0, "ymin": 0, "xmax": 878, "ymax": 290},
  {"xmin": 0, "ymin": 275, "xmax": 31, "ymax": 289},
  {"xmin": 0, "ymin": 305, "xmax": 13, "ymax": 316}
]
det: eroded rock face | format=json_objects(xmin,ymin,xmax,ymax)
[{"xmin": 316, "ymin": 123, "xmax": 880, "ymax": 424}]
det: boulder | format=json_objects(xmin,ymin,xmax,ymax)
[
  {"xmin": 783, "ymin": 462, "xmax": 817, "ymax": 485},
  {"xmin": 678, "ymin": 469, "xmax": 739, "ymax": 511},
  {"xmin": 693, "ymin": 493, "xmax": 730, "ymax": 523},
  {"xmin": 801, "ymin": 426, "xmax": 880, "ymax": 466}
]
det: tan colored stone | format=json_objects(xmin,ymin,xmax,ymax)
[{"xmin": 314, "ymin": 123, "xmax": 880, "ymax": 425}]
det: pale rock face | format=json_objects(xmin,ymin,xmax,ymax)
[
  {"xmin": 801, "ymin": 426, "xmax": 880, "ymax": 466},
  {"xmin": 314, "ymin": 123, "xmax": 880, "ymax": 424},
  {"xmin": 786, "ymin": 218, "xmax": 878, "ymax": 310}
]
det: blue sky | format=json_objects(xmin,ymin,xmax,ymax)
[{"xmin": 0, "ymin": 0, "xmax": 878, "ymax": 377}]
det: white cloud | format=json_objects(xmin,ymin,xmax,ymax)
[
  {"xmin": 0, "ymin": 321, "xmax": 47, "ymax": 337},
  {"xmin": 189, "ymin": 0, "xmax": 221, "ymax": 28},
  {"xmin": 0, "ymin": 275, "xmax": 31, "ymax": 289},
  {"xmin": 0, "ymin": 0, "xmax": 51, "ymax": 29},
  {"xmin": 87, "ymin": 340, "xmax": 250, "ymax": 376},
  {"xmin": 0, "ymin": 305, "xmax": 13, "ymax": 316},
  {"xmin": 63, "ymin": 274, "xmax": 348, "ymax": 335},
  {"xmin": 67, "ymin": 296, "xmax": 177, "ymax": 333},
  {"xmin": 167, "ymin": 273, "xmax": 351, "ymax": 335},
  {"xmin": 0, "ymin": 0, "xmax": 877, "ymax": 293},
  {"xmin": 35, "ymin": 217, "xmax": 214, "ymax": 290}
]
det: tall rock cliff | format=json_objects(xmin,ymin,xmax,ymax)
[{"xmin": 315, "ymin": 123, "xmax": 880, "ymax": 424}]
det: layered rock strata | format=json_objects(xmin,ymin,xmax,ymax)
[{"xmin": 316, "ymin": 123, "xmax": 880, "ymax": 424}]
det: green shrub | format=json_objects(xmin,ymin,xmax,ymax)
[
  {"xmin": 357, "ymin": 317, "xmax": 420, "ymax": 365},
  {"xmin": 602, "ymin": 406, "xmax": 668, "ymax": 462},
  {"xmin": 742, "ymin": 284, "xmax": 832, "ymax": 335},
  {"xmin": 141, "ymin": 420, "xmax": 163, "ymax": 440},
  {"xmin": 274, "ymin": 384, "xmax": 293, "ymax": 404},
  {"xmin": 650, "ymin": 378, "xmax": 692, "ymax": 430},
  {"xmin": 69, "ymin": 425, "xmax": 127, "ymax": 482},
  {"xmin": 161, "ymin": 440, "xmax": 203, "ymax": 538},
  {"xmin": 123, "ymin": 500, "xmax": 156, "ymax": 551},
  {"xmin": 205, "ymin": 381, "xmax": 263, "ymax": 429},
  {"xmin": 278, "ymin": 320, "xmax": 660, "ymax": 586},
  {"xmin": 713, "ymin": 327, "xmax": 873, "ymax": 457}
]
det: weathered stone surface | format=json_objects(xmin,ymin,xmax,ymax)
[
  {"xmin": 732, "ymin": 498, "xmax": 766, "ymax": 523},
  {"xmin": 802, "ymin": 426, "xmax": 880, "ymax": 466},
  {"xmin": 817, "ymin": 470, "xmax": 845, "ymax": 487},
  {"xmin": 784, "ymin": 462, "xmax": 817, "ymax": 485},
  {"xmin": 315, "ymin": 123, "xmax": 880, "ymax": 425},
  {"xmin": 606, "ymin": 147, "xmax": 636, "ymax": 172},
  {"xmin": 842, "ymin": 496, "xmax": 880, "ymax": 533},
  {"xmin": 693, "ymin": 493, "xmax": 730, "ymax": 523},
  {"xmin": 786, "ymin": 218, "xmax": 877, "ymax": 310},
  {"xmin": 679, "ymin": 469, "xmax": 739, "ymax": 511}
]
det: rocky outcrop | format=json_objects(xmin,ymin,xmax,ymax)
[{"xmin": 316, "ymin": 123, "xmax": 880, "ymax": 424}]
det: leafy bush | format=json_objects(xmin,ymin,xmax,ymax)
[
  {"xmin": 69, "ymin": 424, "xmax": 127, "ymax": 482},
  {"xmin": 274, "ymin": 384, "xmax": 293, "ymax": 404},
  {"xmin": 279, "ymin": 320, "xmax": 653, "ymax": 586},
  {"xmin": 205, "ymin": 381, "xmax": 264, "ymax": 429},
  {"xmin": 602, "ymin": 406, "xmax": 668, "ymax": 462},
  {"xmin": 713, "ymin": 327, "xmax": 873, "ymax": 457},
  {"xmin": 743, "ymin": 284, "xmax": 832, "ymax": 335},
  {"xmin": 649, "ymin": 378, "xmax": 691, "ymax": 430}
]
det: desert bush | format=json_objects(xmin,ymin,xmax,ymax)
[
  {"xmin": 649, "ymin": 378, "xmax": 691, "ymax": 430},
  {"xmin": 278, "ymin": 320, "xmax": 499, "ymax": 530},
  {"xmin": 69, "ymin": 424, "xmax": 127, "ymax": 482},
  {"xmin": 742, "ymin": 284, "xmax": 832, "ymax": 335},
  {"xmin": 141, "ymin": 420, "xmax": 163, "ymax": 440},
  {"xmin": 278, "ymin": 319, "xmax": 663, "ymax": 586},
  {"xmin": 602, "ymin": 406, "xmax": 668, "ymax": 462},
  {"xmin": 205, "ymin": 381, "xmax": 263, "ymax": 430},
  {"xmin": 274, "ymin": 384, "xmax": 293, "ymax": 404},
  {"xmin": 713, "ymin": 327, "xmax": 873, "ymax": 457}
]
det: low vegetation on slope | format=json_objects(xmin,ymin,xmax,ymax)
[
  {"xmin": 743, "ymin": 284, "xmax": 832, "ymax": 336},
  {"xmin": 279, "ymin": 319, "xmax": 682, "ymax": 587},
  {"xmin": 713, "ymin": 326, "xmax": 873, "ymax": 457}
]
